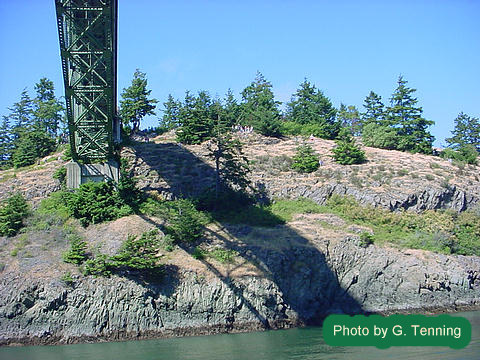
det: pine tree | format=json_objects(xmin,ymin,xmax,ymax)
[
  {"xmin": 331, "ymin": 128, "xmax": 366, "ymax": 165},
  {"xmin": 386, "ymin": 76, "xmax": 434, "ymax": 154},
  {"xmin": 206, "ymin": 116, "xmax": 251, "ymax": 206},
  {"xmin": 176, "ymin": 91, "xmax": 213, "ymax": 144},
  {"xmin": 12, "ymin": 130, "xmax": 56, "ymax": 168},
  {"xmin": 223, "ymin": 89, "xmax": 240, "ymax": 128},
  {"xmin": 362, "ymin": 91, "xmax": 385, "ymax": 126},
  {"xmin": 8, "ymin": 89, "xmax": 34, "ymax": 140},
  {"xmin": 337, "ymin": 104, "xmax": 362, "ymax": 136},
  {"xmin": 291, "ymin": 144, "xmax": 320, "ymax": 173},
  {"xmin": 240, "ymin": 72, "xmax": 282, "ymax": 137},
  {"xmin": 446, "ymin": 112, "xmax": 480, "ymax": 152},
  {"xmin": 119, "ymin": 69, "xmax": 158, "ymax": 134},
  {"xmin": 33, "ymin": 78, "xmax": 64, "ymax": 138},
  {"xmin": 286, "ymin": 79, "xmax": 339, "ymax": 139},
  {"xmin": 0, "ymin": 116, "xmax": 13, "ymax": 168},
  {"xmin": 161, "ymin": 94, "xmax": 181, "ymax": 130}
]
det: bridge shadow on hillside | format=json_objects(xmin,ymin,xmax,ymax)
[{"xmin": 131, "ymin": 140, "xmax": 364, "ymax": 327}]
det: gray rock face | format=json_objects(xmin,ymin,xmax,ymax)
[
  {"xmin": 258, "ymin": 181, "xmax": 479, "ymax": 212},
  {"xmin": 1, "ymin": 236, "xmax": 479, "ymax": 346}
]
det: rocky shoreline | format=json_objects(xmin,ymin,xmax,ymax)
[{"xmin": 1, "ymin": 229, "xmax": 479, "ymax": 347}]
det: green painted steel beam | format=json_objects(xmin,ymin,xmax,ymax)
[{"xmin": 55, "ymin": 0, "xmax": 119, "ymax": 163}]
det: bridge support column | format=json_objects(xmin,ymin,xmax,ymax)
[{"xmin": 66, "ymin": 160, "xmax": 119, "ymax": 189}]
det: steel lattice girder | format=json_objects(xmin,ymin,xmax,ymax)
[{"xmin": 55, "ymin": 0, "xmax": 118, "ymax": 162}]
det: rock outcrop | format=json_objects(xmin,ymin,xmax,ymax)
[{"xmin": 1, "ymin": 227, "xmax": 479, "ymax": 346}]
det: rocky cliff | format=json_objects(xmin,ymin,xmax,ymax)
[
  {"xmin": 1, "ymin": 214, "xmax": 479, "ymax": 346},
  {"xmin": 0, "ymin": 133, "xmax": 479, "ymax": 346}
]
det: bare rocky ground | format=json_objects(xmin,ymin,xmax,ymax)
[{"xmin": 0, "ymin": 133, "xmax": 479, "ymax": 345}]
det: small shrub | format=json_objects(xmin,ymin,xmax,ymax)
[
  {"xmin": 162, "ymin": 234, "xmax": 175, "ymax": 252},
  {"xmin": 429, "ymin": 162, "xmax": 441, "ymax": 169},
  {"xmin": 10, "ymin": 234, "xmax": 30, "ymax": 257},
  {"xmin": 0, "ymin": 193, "xmax": 30, "ymax": 237},
  {"xmin": 82, "ymin": 254, "xmax": 112, "ymax": 277},
  {"xmin": 61, "ymin": 271, "xmax": 74, "ymax": 286},
  {"xmin": 332, "ymin": 129, "xmax": 366, "ymax": 165},
  {"xmin": 165, "ymin": 199, "xmax": 207, "ymax": 243},
  {"xmin": 110, "ymin": 230, "xmax": 160, "ymax": 271},
  {"xmin": 192, "ymin": 246, "xmax": 206, "ymax": 260},
  {"xmin": 396, "ymin": 169, "xmax": 408, "ymax": 176},
  {"xmin": 291, "ymin": 144, "xmax": 320, "ymax": 173},
  {"xmin": 64, "ymin": 181, "xmax": 132, "ymax": 226},
  {"xmin": 53, "ymin": 166, "xmax": 67, "ymax": 187},
  {"xmin": 63, "ymin": 234, "xmax": 88, "ymax": 265},
  {"xmin": 425, "ymin": 174, "xmax": 435, "ymax": 181},
  {"xmin": 349, "ymin": 175, "xmax": 364, "ymax": 188},
  {"xmin": 359, "ymin": 232, "xmax": 374, "ymax": 247},
  {"xmin": 209, "ymin": 248, "xmax": 238, "ymax": 264}
]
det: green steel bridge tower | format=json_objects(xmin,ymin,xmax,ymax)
[{"xmin": 55, "ymin": 0, "xmax": 120, "ymax": 187}]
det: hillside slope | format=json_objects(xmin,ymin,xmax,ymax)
[{"xmin": 0, "ymin": 133, "xmax": 479, "ymax": 346}]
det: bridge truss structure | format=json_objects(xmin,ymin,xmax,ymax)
[{"xmin": 55, "ymin": 0, "xmax": 120, "ymax": 186}]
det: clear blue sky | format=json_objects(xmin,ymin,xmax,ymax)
[{"xmin": 0, "ymin": 0, "xmax": 479, "ymax": 147}]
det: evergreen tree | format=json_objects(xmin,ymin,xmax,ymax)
[
  {"xmin": 12, "ymin": 130, "xmax": 56, "ymax": 168},
  {"xmin": 8, "ymin": 89, "xmax": 34, "ymax": 140},
  {"xmin": 331, "ymin": 128, "xmax": 366, "ymax": 165},
  {"xmin": 206, "ymin": 116, "xmax": 251, "ymax": 207},
  {"xmin": 161, "ymin": 94, "xmax": 181, "ymax": 130},
  {"xmin": 0, "ymin": 116, "xmax": 13, "ymax": 168},
  {"xmin": 291, "ymin": 144, "xmax": 320, "ymax": 173},
  {"xmin": 386, "ymin": 76, "xmax": 434, "ymax": 154},
  {"xmin": 176, "ymin": 91, "xmax": 213, "ymax": 144},
  {"xmin": 119, "ymin": 69, "xmax": 158, "ymax": 134},
  {"xmin": 33, "ymin": 78, "xmax": 64, "ymax": 138},
  {"xmin": 223, "ymin": 89, "xmax": 240, "ymax": 128},
  {"xmin": 240, "ymin": 72, "xmax": 282, "ymax": 137},
  {"xmin": 362, "ymin": 91, "xmax": 385, "ymax": 126},
  {"xmin": 446, "ymin": 112, "xmax": 480, "ymax": 152},
  {"xmin": 0, "ymin": 193, "xmax": 29, "ymax": 237},
  {"xmin": 337, "ymin": 104, "xmax": 362, "ymax": 135},
  {"xmin": 286, "ymin": 79, "xmax": 339, "ymax": 139}
]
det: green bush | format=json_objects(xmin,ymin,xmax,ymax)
[
  {"xmin": 332, "ymin": 129, "xmax": 366, "ymax": 165},
  {"xmin": 440, "ymin": 145, "xmax": 478, "ymax": 165},
  {"xmin": 192, "ymin": 246, "xmax": 206, "ymax": 260},
  {"xmin": 362, "ymin": 123, "xmax": 398, "ymax": 150},
  {"xmin": 281, "ymin": 121, "xmax": 336, "ymax": 139},
  {"xmin": 110, "ymin": 230, "xmax": 160, "ymax": 271},
  {"xmin": 61, "ymin": 271, "xmax": 75, "ymax": 286},
  {"xmin": 81, "ymin": 230, "xmax": 163, "ymax": 277},
  {"xmin": 83, "ymin": 254, "xmax": 112, "ymax": 277},
  {"xmin": 359, "ymin": 232, "xmax": 374, "ymax": 247},
  {"xmin": 0, "ymin": 193, "xmax": 29, "ymax": 236},
  {"xmin": 64, "ymin": 181, "xmax": 133, "ymax": 226},
  {"xmin": 291, "ymin": 144, "xmax": 320, "ymax": 173},
  {"xmin": 63, "ymin": 234, "xmax": 88, "ymax": 265},
  {"xmin": 165, "ymin": 199, "xmax": 208, "ymax": 243},
  {"xmin": 209, "ymin": 248, "xmax": 238, "ymax": 264},
  {"xmin": 53, "ymin": 166, "xmax": 67, "ymax": 187}
]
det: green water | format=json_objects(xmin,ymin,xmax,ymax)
[{"xmin": 1, "ymin": 311, "xmax": 479, "ymax": 360}]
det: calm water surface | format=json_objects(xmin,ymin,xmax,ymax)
[{"xmin": 1, "ymin": 311, "xmax": 478, "ymax": 360}]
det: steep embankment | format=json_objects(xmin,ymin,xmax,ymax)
[{"xmin": 0, "ymin": 133, "xmax": 479, "ymax": 346}]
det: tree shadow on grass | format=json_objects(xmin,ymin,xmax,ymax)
[{"xmin": 132, "ymin": 141, "xmax": 365, "ymax": 327}]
